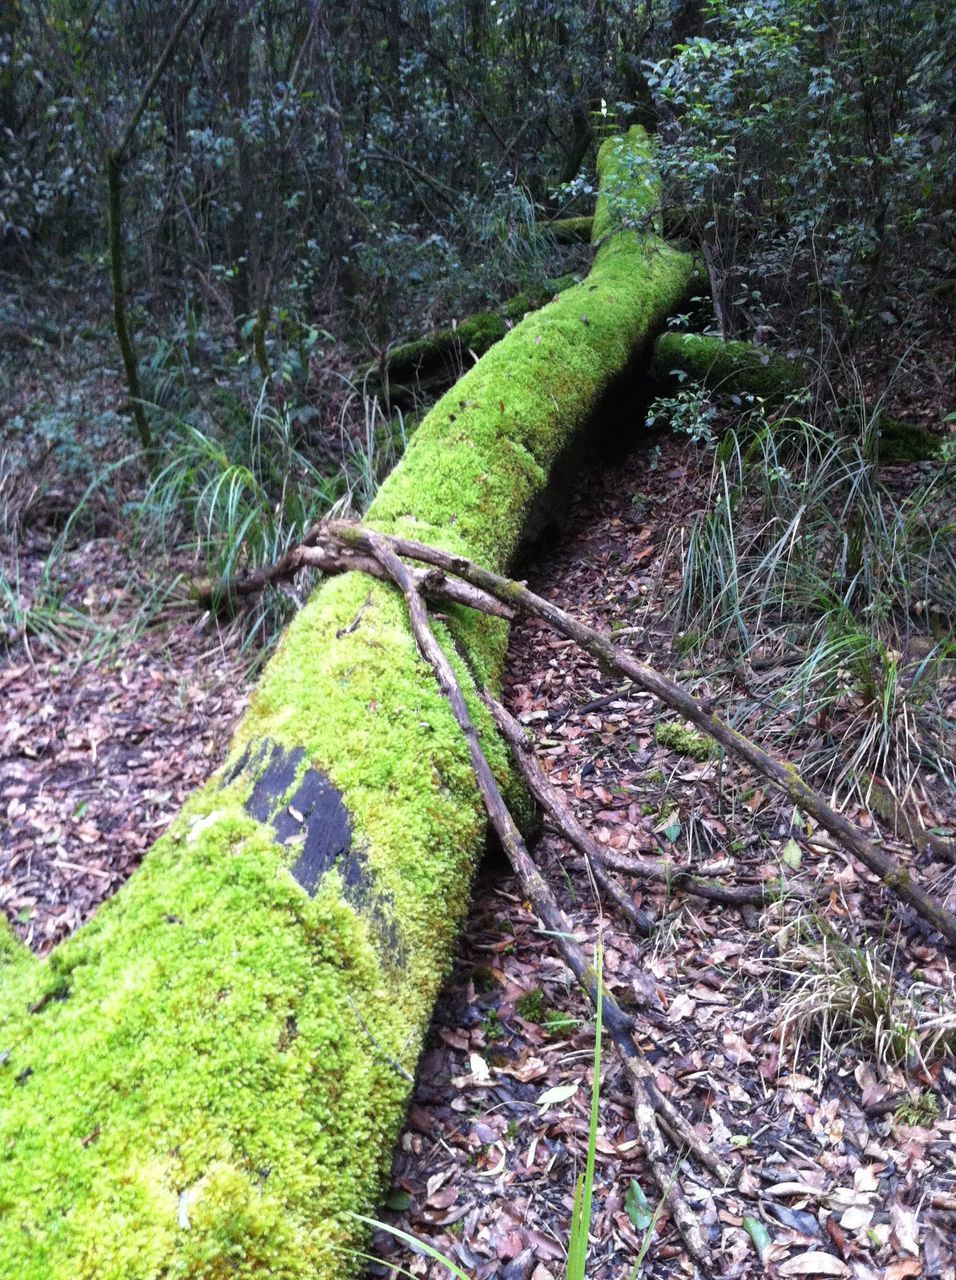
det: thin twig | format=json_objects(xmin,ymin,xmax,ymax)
[
  {"xmin": 488, "ymin": 695, "xmax": 803, "ymax": 910},
  {"xmin": 362, "ymin": 527, "xmax": 723, "ymax": 1271},
  {"xmin": 347, "ymin": 995, "xmax": 414, "ymax": 1084}
]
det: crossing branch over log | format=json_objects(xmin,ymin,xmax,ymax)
[
  {"xmin": 323, "ymin": 521, "xmax": 956, "ymax": 948},
  {"xmin": 361, "ymin": 527, "xmax": 726, "ymax": 1271},
  {"xmin": 192, "ymin": 543, "xmax": 513, "ymax": 619}
]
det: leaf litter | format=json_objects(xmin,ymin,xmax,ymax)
[
  {"xmin": 366, "ymin": 433, "xmax": 956, "ymax": 1280},
  {"xmin": 0, "ymin": 426, "xmax": 953, "ymax": 1277}
]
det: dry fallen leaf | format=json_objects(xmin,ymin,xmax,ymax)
[
  {"xmin": 889, "ymin": 1200, "xmax": 921, "ymax": 1257},
  {"xmin": 535, "ymin": 1082, "xmax": 578, "ymax": 1114},
  {"xmin": 884, "ymin": 1261, "xmax": 923, "ymax": 1280},
  {"xmin": 779, "ymin": 1251, "xmax": 850, "ymax": 1277}
]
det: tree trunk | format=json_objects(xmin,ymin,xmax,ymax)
[
  {"xmin": 0, "ymin": 129, "xmax": 694, "ymax": 1280},
  {"xmin": 107, "ymin": 148, "xmax": 154, "ymax": 462}
]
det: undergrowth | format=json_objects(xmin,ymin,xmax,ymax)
[
  {"xmin": 656, "ymin": 403, "xmax": 954, "ymax": 807},
  {"xmin": 0, "ymin": 368, "xmax": 409, "ymax": 660},
  {"xmin": 771, "ymin": 914, "xmax": 956, "ymax": 1078}
]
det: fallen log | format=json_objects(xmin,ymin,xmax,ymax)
[
  {"xmin": 650, "ymin": 331, "xmax": 806, "ymax": 403},
  {"xmin": 650, "ymin": 332, "xmax": 944, "ymax": 459},
  {"xmin": 540, "ymin": 214, "xmax": 594, "ymax": 243},
  {"xmin": 360, "ymin": 273, "xmax": 577, "ymax": 401},
  {"xmin": 0, "ymin": 127, "xmax": 694, "ymax": 1279}
]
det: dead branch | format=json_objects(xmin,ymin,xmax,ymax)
[
  {"xmin": 192, "ymin": 543, "xmax": 513, "ymax": 620},
  {"xmin": 361, "ymin": 527, "xmax": 724, "ymax": 1271},
  {"xmin": 326, "ymin": 521, "xmax": 956, "ymax": 949}
]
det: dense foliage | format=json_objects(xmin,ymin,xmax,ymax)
[
  {"xmin": 3, "ymin": 1, "xmax": 951, "ymax": 434},
  {"xmin": 648, "ymin": 0, "xmax": 955, "ymax": 368},
  {"xmin": 1, "ymin": 1, "xmax": 952, "ymax": 649}
]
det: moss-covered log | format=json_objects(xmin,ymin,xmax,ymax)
[
  {"xmin": 0, "ymin": 127, "xmax": 692, "ymax": 1280},
  {"xmin": 650, "ymin": 332, "xmax": 944, "ymax": 460},
  {"xmin": 541, "ymin": 214, "xmax": 594, "ymax": 242},
  {"xmin": 650, "ymin": 331, "xmax": 806, "ymax": 402},
  {"xmin": 363, "ymin": 274, "xmax": 576, "ymax": 400}
]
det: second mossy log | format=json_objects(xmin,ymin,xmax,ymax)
[
  {"xmin": 362, "ymin": 274, "xmax": 577, "ymax": 401},
  {"xmin": 649, "ymin": 331, "xmax": 944, "ymax": 461}
]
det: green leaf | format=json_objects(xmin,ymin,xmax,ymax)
[
  {"xmin": 743, "ymin": 1216, "xmax": 772, "ymax": 1263},
  {"xmin": 662, "ymin": 815, "xmax": 681, "ymax": 842},
  {"xmin": 625, "ymin": 1179, "xmax": 654, "ymax": 1231}
]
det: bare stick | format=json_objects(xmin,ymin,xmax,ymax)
[
  {"xmin": 362, "ymin": 528, "xmax": 725, "ymax": 1270},
  {"xmin": 326, "ymin": 522, "xmax": 956, "ymax": 949}
]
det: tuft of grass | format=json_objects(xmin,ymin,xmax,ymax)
[
  {"xmin": 894, "ymin": 1090, "xmax": 940, "ymax": 1127},
  {"xmin": 566, "ymin": 942, "xmax": 602, "ymax": 1280},
  {"xmin": 664, "ymin": 414, "xmax": 954, "ymax": 804},
  {"xmin": 773, "ymin": 916, "xmax": 956, "ymax": 1077}
]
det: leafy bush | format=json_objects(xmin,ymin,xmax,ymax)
[{"xmin": 647, "ymin": 0, "xmax": 956, "ymax": 361}]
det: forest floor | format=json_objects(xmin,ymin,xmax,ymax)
[
  {"xmin": 2, "ymin": 309, "xmax": 954, "ymax": 1276},
  {"xmin": 365, "ymin": 432, "xmax": 956, "ymax": 1280}
]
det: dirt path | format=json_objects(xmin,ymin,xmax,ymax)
[{"xmin": 366, "ymin": 434, "xmax": 956, "ymax": 1280}]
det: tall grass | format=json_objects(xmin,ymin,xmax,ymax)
[
  {"xmin": 137, "ymin": 385, "xmax": 341, "ymax": 585},
  {"xmin": 666, "ymin": 414, "xmax": 954, "ymax": 803}
]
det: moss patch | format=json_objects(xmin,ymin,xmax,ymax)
[
  {"xmin": 369, "ymin": 275, "xmax": 578, "ymax": 390},
  {"xmin": 515, "ymin": 988, "xmax": 547, "ymax": 1023},
  {"xmin": 541, "ymin": 215, "xmax": 593, "ymax": 243},
  {"xmin": 0, "ymin": 126, "xmax": 692, "ymax": 1280},
  {"xmin": 655, "ymin": 721, "xmax": 716, "ymax": 762},
  {"xmin": 874, "ymin": 417, "xmax": 942, "ymax": 462}
]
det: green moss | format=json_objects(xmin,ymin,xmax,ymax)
[
  {"xmin": 650, "ymin": 332, "xmax": 806, "ymax": 403},
  {"xmin": 471, "ymin": 967, "xmax": 496, "ymax": 993},
  {"xmin": 0, "ymin": 126, "xmax": 692, "ymax": 1280},
  {"xmin": 0, "ymin": 915, "xmax": 34, "ymax": 977},
  {"xmin": 515, "ymin": 988, "xmax": 546, "ymax": 1023},
  {"xmin": 540, "ymin": 215, "xmax": 593, "ymax": 243},
  {"xmin": 373, "ymin": 275, "xmax": 578, "ymax": 384},
  {"xmin": 500, "ymin": 274, "xmax": 577, "ymax": 321},
  {"xmin": 377, "ymin": 312, "xmax": 508, "ymax": 380},
  {"xmin": 655, "ymin": 721, "xmax": 716, "ymax": 762}
]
